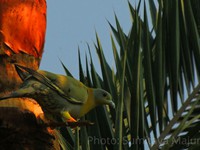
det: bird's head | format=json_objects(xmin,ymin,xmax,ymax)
[{"xmin": 93, "ymin": 89, "xmax": 115, "ymax": 108}]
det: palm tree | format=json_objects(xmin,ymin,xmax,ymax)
[
  {"xmin": 1, "ymin": 0, "xmax": 200, "ymax": 150},
  {"xmin": 0, "ymin": 0, "xmax": 60, "ymax": 149},
  {"xmin": 63, "ymin": 0, "xmax": 200, "ymax": 149}
]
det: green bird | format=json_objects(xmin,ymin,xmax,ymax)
[{"xmin": 0, "ymin": 64, "xmax": 115, "ymax": 123}]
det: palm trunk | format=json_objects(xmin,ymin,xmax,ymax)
[{"xmin": 0, "ymin": 1, "xmax": 60, "ymax": 149}]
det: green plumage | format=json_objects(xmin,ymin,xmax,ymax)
[{"xmin": 0, "ymin": 64, "xmax": 115, "ymax": 123}]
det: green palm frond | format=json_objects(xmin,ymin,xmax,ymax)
[{"xmin": 60, "ymin": 0, "xmax": 200, "ymax": 149}]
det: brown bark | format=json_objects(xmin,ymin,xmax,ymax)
[
  {"xmin": 0, "ymin": 0, "xmax": 46, "ymax": 57},
  {"xmin": 0, "ymin": 1, "xmax": 61, "ymax": 149},
  {"xmin": 0, "ymin": 102, "xmax": 59, "ymax": 150}
]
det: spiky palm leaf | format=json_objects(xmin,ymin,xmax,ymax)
[{"xmin": 61, "ymin": 0, "xmax": 200, "ymax": 149}]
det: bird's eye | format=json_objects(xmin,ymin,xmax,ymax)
[{"xmin": 103, "ymin": 93, "xmax": 107, "ymax": 97}]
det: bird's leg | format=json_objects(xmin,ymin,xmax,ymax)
[{"xmin": 61, "ymin": 111, "xmax": 77, "ymax": 122}]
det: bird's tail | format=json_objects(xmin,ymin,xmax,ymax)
[
  {"xmin": 0, "ymin": 93, "xmax": 20, "ymax": 101},
  {"xmin": 0, "ymin": 95, "xmax": 13, "ymax": 100},
  {"xmin": 0, "ymin": 89, "xmax": 28, "ymax": 101}
]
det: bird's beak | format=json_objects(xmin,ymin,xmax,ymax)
[{"xmin": 108, "ymin": 101, "xmax": 115, "ymax": 109}]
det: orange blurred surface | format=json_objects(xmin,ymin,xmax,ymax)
[
  {"xmin": 0, "ymin": 0, "xmax": 46, "ymax": 58},
  {"xmin": 0, "ymin": 98, "xmax": 44, "ymax": 118}
]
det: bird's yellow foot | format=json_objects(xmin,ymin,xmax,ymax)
[
  {"xmin": 67, "ymin": 117, "xmax": 77, "ymax": 123},
  {"xmin": 61, "ymin": 111, "xmax": 77, "ymax": 123}
]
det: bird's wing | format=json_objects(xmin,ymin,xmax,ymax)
[
  {"xmin": 14, "ymin": 64, "xmax": 84, "ymax": 105},
  {"xmin": 38, "ymin": 70, "xmax": 88, "ymax": 104},
  {"xmin": 64, "ymin": 76, "xmax": 88, "ymax": 103}
]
